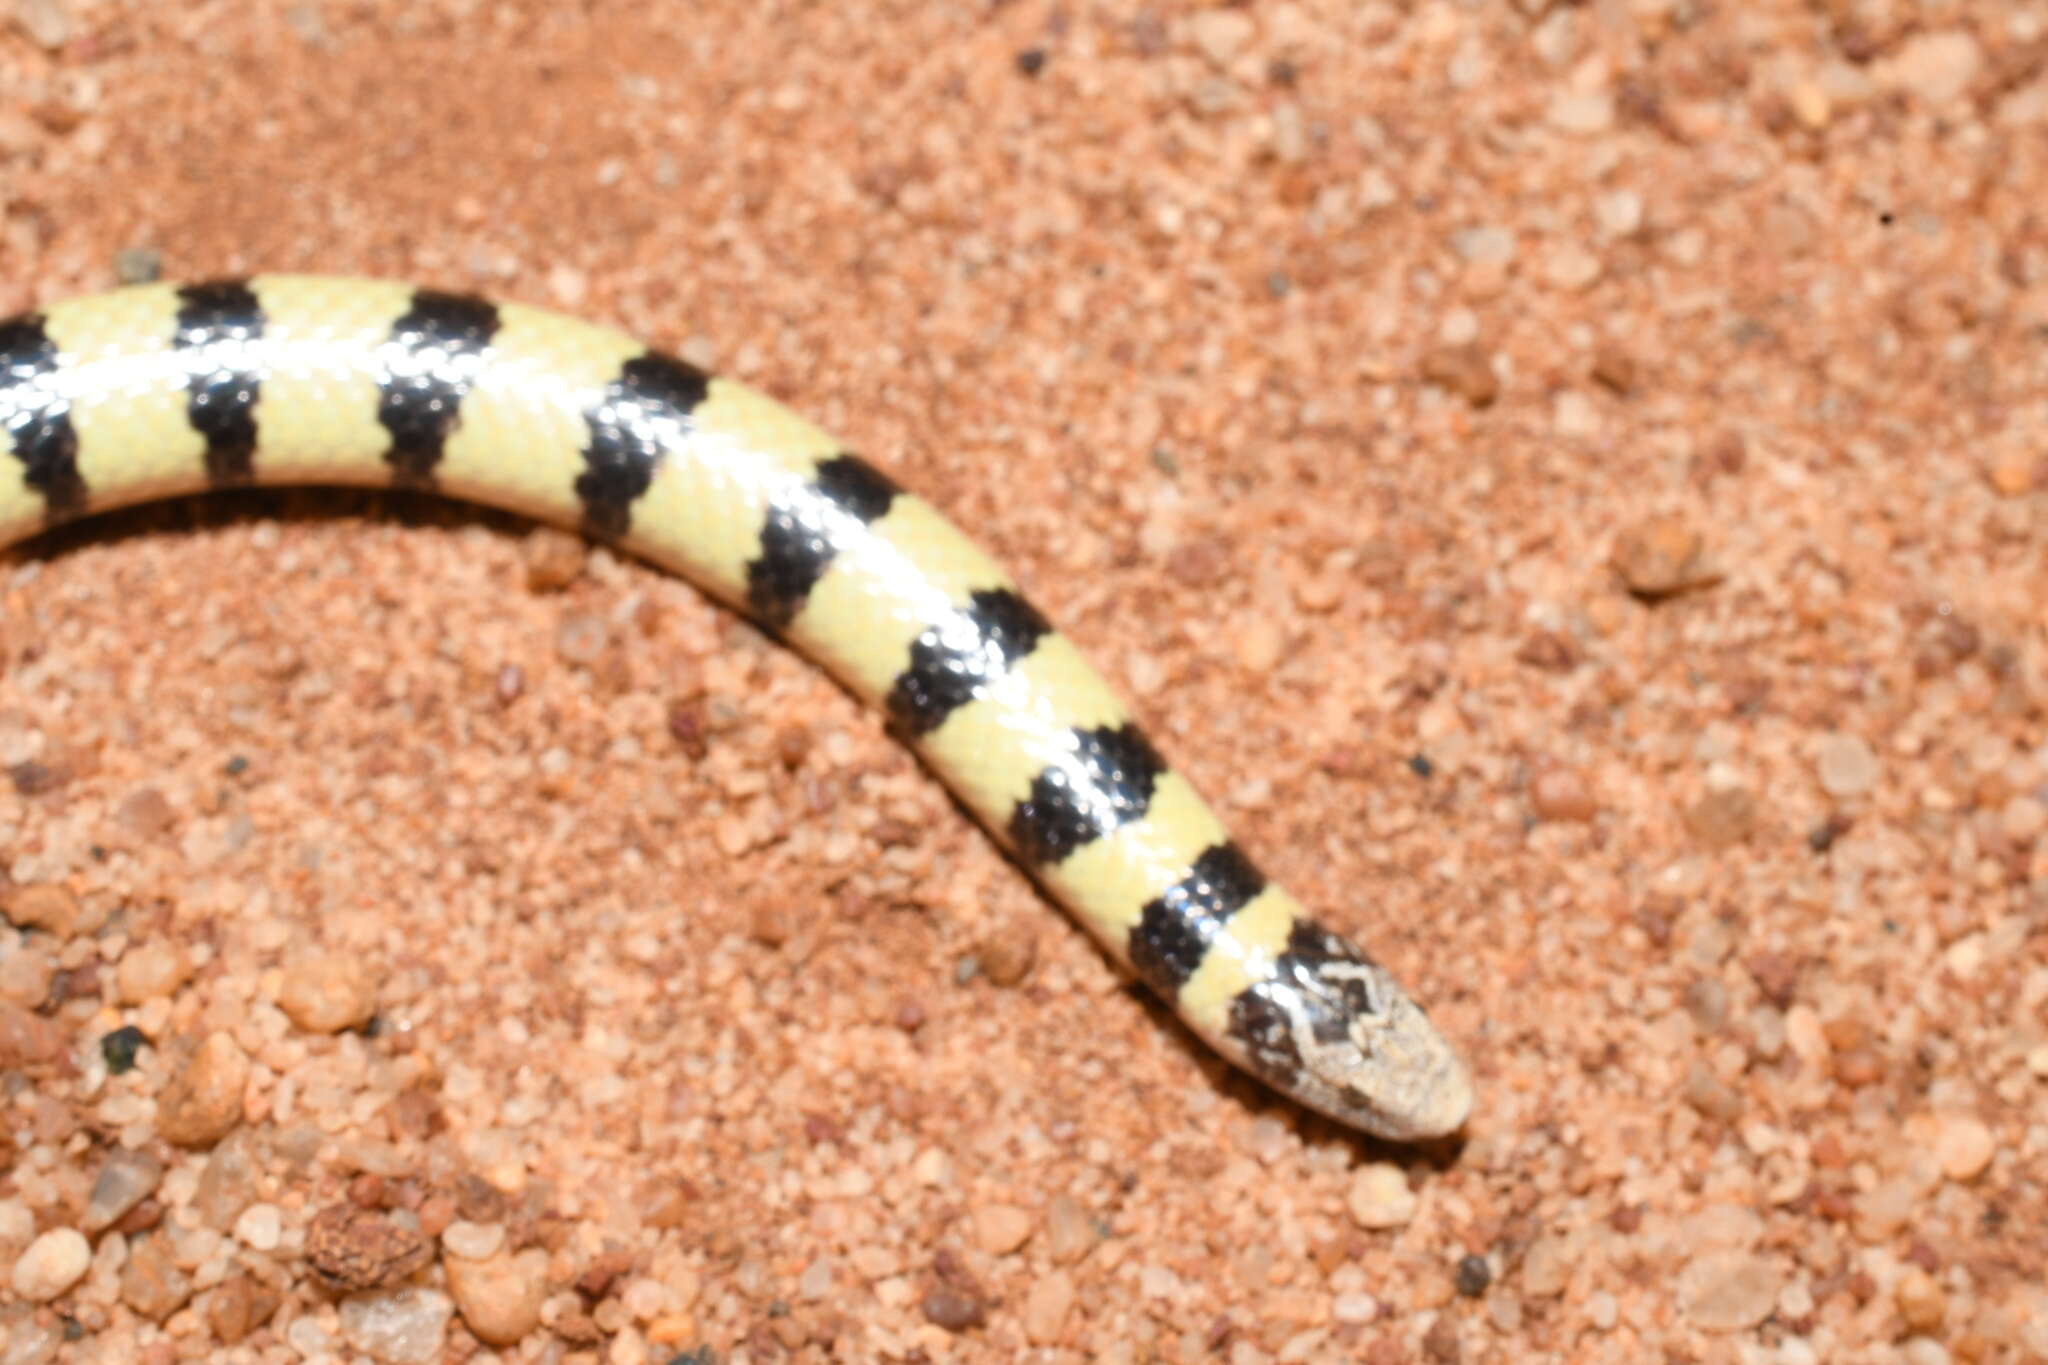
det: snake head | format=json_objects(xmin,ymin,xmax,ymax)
[{"xmin": 1223, "ymin": 919, "xmax": 1472, "ymax": 1142}]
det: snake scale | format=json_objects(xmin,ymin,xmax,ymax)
[{"xmin": 0, "ymin": 275, "xmax": 1470, "ymax": 1141}]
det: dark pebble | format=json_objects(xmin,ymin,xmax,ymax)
[
  {"xmin": 8, "ymin": 762, "xmax": 65, "ymax": 796},
  {"xmin": 1807, "ymin": 814, "xmax": 1851, "ymax": 852},
  {"xmin": 921, "ymin": 1285, "xmax": 988, "ymax": 1332},
  {"xmin": 1454, "ymin": 1253, "xmax": 1492, "ymax": 1297},
  {"xmin": 454, "ymin": 1172, "xmax": 508, "ymax": 1223},
  {"xmin": 667, "ymin": 705, "xmax": 708, "ymax": 760},
  {"xmin": 1015, "ymin": 47, "xmax": 1046, "ymax": 76},
  {"xmin": 1408, "ymin": 754, "xmax": 1434, "ymax": 778},
  {"xmin": 101, "ymin": 1025, "xmax": 149, "ymax": 1074}
]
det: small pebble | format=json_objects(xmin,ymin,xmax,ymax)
[
  {"xmin": 977, "ymin": 930, "xmax": 1036, "ymax": 988},
  {"xmin": 1815, "ymin": 733, "xmax": 1879, "ymax": 798},
  {"xmin": 1450, "ymin": 225, "xmax": 1515, "ymax": 266},
  {"xmin": 1420, "ymin": 342, "xmax": 1499, "ymax": 407},
  {"xmin": 6, "ymin": 759, "xmax": 63, "ymax": 795},
  {"xmin": 454, "ymin": 1172, "xmax": 509, "ymax": 1223},
  {"xmin": 1346, "ymin": 1163, "xmax": 1417, "ymax": 1229},
  {"xmin": 1022, "ymin": 1269, "xmax": 1075, "ymax": 1344},
  {"xmin": 1332, "ymin": 1291, "xmax": 1379, "ymax": 1324},
  {"xmin": 1235, "ymin": 618, "xmax": 1284, "ymax": 672},
  {"xmin": 1514, "ymin": 631, "xmax": 1577, "ymax": 671},
  {"xmin": 1530, "ymin": 766, "xmax": 1599, "ymax": 822},
  {"xmin": 0, "ymin": 941, "xmax": 55, "ymax": 1007},
  {"xmin": 1684, "ymin": 1059, "xmax": 1745, "ymax": 1121},
  {"xmin": 922, "ymin": 1284, "xmax": 988, "ymax": 1331},
  {"xmin": 156, "ymin": 1031, "xmax": 250, "ymax": 1147},
  {"xmin": 1519, "ymin": 1236, "xmax": 1569, "ymax": 1298},
  {"xmin": 747, "ymin": 904, "xmax": 795, "ymax": 947},
  {"xmin": 208, "ymin": 1274, "xmax": 283, "ymax": 1344},
  {"xmin": 1855, "ymin": 1178, "xmax": 1917, "ymax": 1238},
  {"xmin": 14, "ymin": 0, "xmax": 73, "ymax": 50},
  {"xmin": 1544, "ymin": 244, "xmax": 1604, "ymax": 291},
  {"xmin": 120, "ymin": 1233, "xmax": 193, "ymax": 1321},
  {"xmin": 1987, "ymin": 453, "xmax": 2038, "ymax": 498},
  {"xmin": 1883, "ymin": 30, "xmax": 1982, "ymax": 105},
  {"xmin": 546, "ymin": 263, "xmax": 588, "ymax": 306},
  {"xmin": 622, "ymin": 1275, "xmax": 667, "ymax": 1319},
  {"xmin": 3, "ymin": 883, "xmax": 79, "ymax": 936},
  {"xmin": 233, "ymin": 1202, "xmax": 283, "ymax": 1252},
  {"xmin": 0, "ymin": 1001, "xmax": 61, "ymax": 1066},
  {"xmin": 958, "ymin": 1202, "xmax": 1029, "ymax": 1258},
  {"xmin": 83, "ymin": 1148, "xmax": 164, "ymax": 1232},
  {"xmin": 1787, "ymin": 81, "xmax": 1831, "ymax": 129},
  {"xmin": 277, "ymin": 952, "xmax": 378, "ymax": 1033},
  {"xmin": 1187, "ymin": 8, "xmax": 1254, "ymax": 66},
  {"xmin": 117, "ymin": 786, "xmax": 177, "ymax": 839},
  {"xmin": 1900, "ymin": 1338, "xmax": 1953, "ymax": 1365},
  {"xmin": 442, "ymin": 1219, "xmax": 506, "ymax": 1261},
  {"xmin": 1685, "ymin": 787, "xmax": 1757, "ymax": 848},
  {"xmin": 523, "ymin": 529, "xmax": 587, "ymax": 590},
  {"xmin": 193, "ymin": 1131, "xmax": 258, "ymax": 1229},
  {"xmin": 445, "ymin": 1249, "xmax": 546, "ymax": 1346},
  {"xmin": 116, "ymin": 941, "xmax": 190, "ymax": 1003},
  {"xmin": 1896, "ymin": 1269, "xmax": 1946, "ymax": 1334},
  {"xmin": 340, "ymin": 1286, "xmax": 453, "ymax": 1365},
  {"xmin": 1677, "ymin": 1249, "xmax": 1781, "ymax": 1332},
  {"xmin": 1611, "ymin": 515, "xmax": 1716, "ymax": 597},
  {"xmin": 1931, "ymin": 1113, "xmax": 1994, "ymax": 1181},
  {"xmin": 1045, "ymin": 1194, "xmax": 1095, "ymax": 1263},
  {"xmin": 1423, "ymin": 1312, "xmax": 1463, "ymax": 1362},
  {"xmin": 1548, "ymin": 89, "xmax": 1615, "ymax": 134},
  {"xmin": 0, "ymin": 1197, "xmax": 30, "ymax": 1243},
  {"xmin": 1683, "ymin": 1203, "xmax": 1763, "ymax": 1250},
  {"xmin": 2001, "ymin": 794, "xmax": 2046, "ymax": 844},
  {"xmin": 305, "ymin": 1202, "xmax": 432, "ymax": 1292},
  {"xmin": 10, "ymin": 1227, "xmax": 90, "ymax": 1302},
  {"xmin": 1293, "ymin": 572, "xmax": 1342, "ymax": 613},
  {"xmin": 288, "ymin": 1317, "xmax": 334, "ymax": 1356},
  {"xmin": 1454, "ymin": 1254, "xmax": 1493, "ymax": 1297},
  {"xmin": 1589, "ymin": 347, "xmax": 1638, "ymax": 394},
  {"xmin": 555, "ymin": 612, "xmax": 608, "ymax": 665},
  {"xmin": 1682, "ymin": 976, "xmax": 1730, "ymax": 1032}
]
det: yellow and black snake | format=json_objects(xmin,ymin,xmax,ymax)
[{"xmin": 0, "ymin": 275, "xmax": 1470, "ymax": 1141}]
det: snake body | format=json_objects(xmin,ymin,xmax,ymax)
[{"xmin": 0, "ymin": 275, "xmax": 1470, "ymax": 1141}]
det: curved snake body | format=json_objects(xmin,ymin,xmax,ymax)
[{"xmin": 0, "ymin": 275, "xmax": 1470, "ymax": 1141}]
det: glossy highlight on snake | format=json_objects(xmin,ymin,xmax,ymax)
[{"xmin": 0, "ymin": 274, "xmax": 1471, "ymax": 1141}]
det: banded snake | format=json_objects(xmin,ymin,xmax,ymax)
[{"xmin": 0, "ymin": 275, "xmax": 1471, "ymax": 1141}]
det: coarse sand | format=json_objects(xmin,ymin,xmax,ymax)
[{"xmin": 3, "ymin": 2, "xmax": 2046, "ymax": 1362}]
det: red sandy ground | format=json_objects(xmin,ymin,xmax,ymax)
[{"xmin": 2, "ymin": 2, "xmax": 2046, "ymax": 1362}]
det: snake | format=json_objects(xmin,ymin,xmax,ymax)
[{"xmin": 0, "ymin": 274, "xmax": 1471, "ymax": 1142}]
